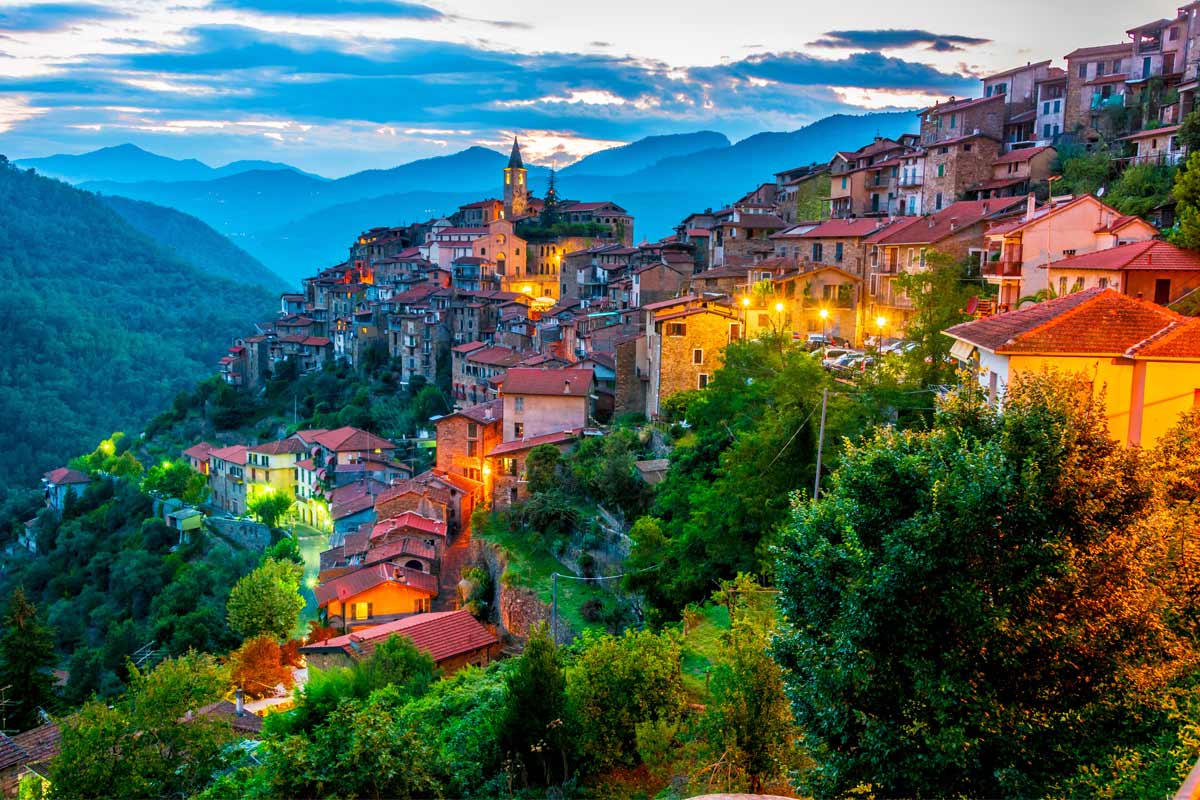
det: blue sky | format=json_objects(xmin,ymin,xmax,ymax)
[{"xmin": 0, "ymin": 0, "xmax": 1171, "ymax": 176}]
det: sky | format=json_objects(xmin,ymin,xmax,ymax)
[{"xmin": 0, "ymin": 0, "xmax": 1172, "ymax": 176}]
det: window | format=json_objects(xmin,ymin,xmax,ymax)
[
  {"xmin": 1059, "ymin": 276, "xmax": 1068, "ymax": 294},
  {"xmin": 1096, "ymin": 61, "xmax": 1106, "ymax": 77},
  {"xmin": 514, "ymin": 422, "xmax": 525, "ymax": 438},
  {"xmin": 1098, "ymin": 277, "xmax": 1109, "ymax": 289},
  {"xmin": 835, "ymin": 242, "xmax": 845, "ymax": 262},
  {"xmin": 513, "ymin": 396, "xmax": 523, "ymax": 412},
  {"xmin": 1053, "ymin": 99, "xmax": 1061, "ymax": 113},
  {"xmin": 1077, "ymin": 62, "xmax": 1087, "ymax": 78},
  {"xmin": 692, "ymin": 348, "xmax": 704, "ymax": 365},
  {"xmin": 666, "ymin": 322, "xmax": 687, "ymax": 336},
  {"xmin": 963, "ymin": 143, "xmax": 972, "ymax": 152},
  {"xmin": 1171, "ymin": 25, "xmax": 1181, "ymax": 41},
  {"xmin": 949, "ymin": 113, "xmax": 957, "ymax": 129},
  {"xmin": 1043, "ymin": 101, "xmax": 1050, "ymax": 115},
  {"xmin": 729, "ymin": 322, "xmax": 741, "ymax": 341},
  {"xmin": 1044, "ymin": 123, "xmax": 1052, "ymax": 138},
  {"xmin": 939, "ymin": 146, "xmax": 948, "ymax": 155},
  {"xmin": 467, "ymin": 422, "xmax": 478, "ymax": 438},
  {"xmin": 698, "ymin": 373, "xmax": 710, "ymax": 389},
  {"xmin": 937, "ymin": 163, "xmax": 945, "ymax": 177},
  {"xmin": 467, "ymin": 440, "xmax": 477, "ymax": 457},
  {"xmin": 935, "ymin": 192, "xmax": 943, "ymax": 210},
  {"xmin": 812, "ymin": 243, "xmax": 824, "ymax": 261},
  {"xmin": 841, "ymin": 176, "xmax": 847, "ymax": 189},
  {"xmin": 352, "ymin": 602, "xmax": 372, "ymax": 620}
]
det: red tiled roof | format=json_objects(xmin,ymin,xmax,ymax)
[
  {"xmin": 313, "ymin": 563, "xmax": 437, "ymax": 606},
  {"xmin": 249, "ymin": 437, "xmax": 306, "ymax": 456},
  {"xmin": 1045, "ymin": 240, "xmax": 1200, "ymax": 272},
  {"xmin": 193, "ymin": 701, "xmax": 263, "ymax": 735},
  {"xmin": 360, "ymin": 536, "xmax": 438, "ymax": 565},
  {"xmin": 467, "ymin": 346, "xmax": 522, "ymax": 367},
  {"xmin": 1122, "ymin": 124, "xmax": 1182, "ymax": 140},
  {"xmin": 487, "ymin": 429, "xmax": 581, "ymax": 457},
  {"xmin": 922, "ymin": 93, "xmax": 1003, "ymax": 115},
  {"xmin": 800, "ymin": 217, "xmax": 898, "ymax": 239},
  {"xmin": 0, "ymin": 723, "xmax": 61, "ymax": 772},
  {"xmin": 1065, "ymin": 42, "xmax": 1132, "ymax": 60},
  {"xmin": 873, "ymin": 198, "xmax": 1024, "ymax": 246},
  {"xmin": 43, "ymin": 467, "xmax": 90, "ymax": 485},
  {"xmin": 944, "ymin": 287, "xmax": 1181, "ymax": 354},
  {"xmin": 371, "ymin": 511, "xmax": 447, "ymax": 539},
  {"xmin": 309, "ymin": 426, "xmax": 395, "ymax": 453},
  {"xmin": 970, "ymin": 176, "xmax": 1029, "ymax": 191},
  {"xmin": 1129, "ymin": 317, "xmax": 1200, "ymax": 359},
  {"xmin": 993, "ymin": 145, "xmax": 1054, "ymax": 165},
  {"xmin": 501, "ymin": 368, "xmax": 594, "ymax": 397},
  {"xmin": 452, "ymin": 340, "xmax": 488, "ymax": 354},
  {"xmin": 1095, "ymin": 214, "xmax": 1142, "ymax": 234},
  {"xmin": 182, "ymin": 442, "xmax": 214, "ymax": 461},
  {"xmin": 1085, "ymin": 74, "xmax": 1130, "ymax": 86},
  {"xmin": 208, "ymin": 444, "xmax": 247, "ymax": 465},
  {"xmin": 444, "ymin": 398, "xmax": 503, "ymax": 424},
  {"xmin": 726, "ymin": 213, "xmax": 787, "ymax": 229},
  {"xmin": 300, "ymin": 609, "xmax": 497, "ymax": 663}
]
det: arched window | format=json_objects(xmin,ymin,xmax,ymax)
[{"xmin": 405, "ymin": 559, "xmax": 424, "ymax": 572}]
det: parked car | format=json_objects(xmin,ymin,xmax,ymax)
[
  {"xmin": 882, "ymin": 340, "xmax": 917, "ymax": 355},
  {"xmin": 815, "ymin": 347, "xmax": 857, "ymax": 367}
]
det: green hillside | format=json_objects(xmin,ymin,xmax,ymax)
[
  {"xmin": 100, "ymin": 194, "xmax": 289, "ymax": 291},
  {"xmin": 0, "ymin": 157, "xmax": 276, "ymax": 486}
]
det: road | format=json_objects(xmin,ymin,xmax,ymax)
[{"xmin": 294, "ymin": 522, "xmax": 327, "ymax": 636}]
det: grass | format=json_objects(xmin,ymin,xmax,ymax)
[
  {"xmin": 680, "ymin": 604, "xmax": 731, "ymax": 700},
  {"xmin": 474, "ymin": 513, "xmax": 612, "ymax": 639}
]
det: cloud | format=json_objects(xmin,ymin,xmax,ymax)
[
  {"xmin": 206, "ymin": 0, "xmax": 444, "ymax": 19},
  {"xmin": 809, "ymin": 29, "xmax": 991, "ymax": 53},
  {"xmin": 702, "ymin": 50, "xmax": 976, "ymax": 93},
  {"xmin": 0, "ymin": 2, "xmax": 128, "ymax": 32}
]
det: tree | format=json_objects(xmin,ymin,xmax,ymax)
[
  {"xmin": 1107, "ymin": 162, "xmax": 1176, "ymax": 218},
  {"xmin": 247, "ymin": 489, "xmax": 294, "ymax": 529},
  {"xmin": 772, "ymin": 372, "xmax": 1197, "ymax": 797},
  {"xmin": 501, "ymin": 623, "xmax": 569, "ymax": 786},
  {"xmin": 229, "ymin": 636, "xmax": 293, "ymax": 699},
  {"xmin": 225, "ymin": 558, "xmax": 305, "ymax": 641},
  {"xmin": 1059, "ymin": 146, "xmax": 1114, "ymax": 196},
  {"xmin": 141, "ymin": 460, "xmax": 208, "ymax": 505},
  {"xmin": 524, "ymin": 444, "xmax": 563, "ymax": 496},
  {"xmin": 262, "ymin": 534, "xmax": 303, "ymax": 566},
  {"xmin": 0, "ymin": 588, "xmax": 56, "ymax": 731},
  {"xmin": 1180, "ymin": 108, "xmax": 1200, "ymax": 157},
  {"xmin": 355, "ymin": 634, "xmax": 437, "ymax": 698},
  {"xmin": 1171, "ymin": 150, "xmax": 1200, "ymax": 250},
  {"xmin": 49, "ymin": 654, "xmax": 234, "ymax": 799},
  {"xmin": 894, "ymin": 250, "xmax": 979, "ymax": 386},
  {"xmin": 567, "ymin": 628, "xmax": 686, "ymax": 771}
]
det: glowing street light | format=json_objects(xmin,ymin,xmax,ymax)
[
  {"xmin": 818, "ymin": 307, "xmax": 829, "ymax": 343},
  {"xmin": 741, "ymin": 296, "xmax": 751, "ymax": 307}
]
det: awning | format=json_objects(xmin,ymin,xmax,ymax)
[{"xmin": 949, "ymin": 338, "xmax": 977, "ymax": 362}]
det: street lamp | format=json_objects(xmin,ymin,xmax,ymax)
[
  {"xmin": 818, "ymin": 307, "xmax": 829, "ymax": 344},
  {"xmin": 874, "ymin": 315, "xmax": 887, "ymax": 355}
]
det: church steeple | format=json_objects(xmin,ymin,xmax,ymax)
[{"xmin": 503, "ymin": 135, "xmax": 528, "ymax": 218}]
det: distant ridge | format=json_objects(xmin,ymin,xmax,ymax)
[{"xmin": 16, "ymin": 143, "xmax": 324, "ymax": 185}]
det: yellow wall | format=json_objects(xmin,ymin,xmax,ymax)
[
  {"xmin": 325, "ymin": 581, "xmax": 433, "ymax": 621},
  {"xmin": 1008, "ymin": 354, "xmax": 1135, "ymax": 443},
  {"xmin": 1131, "ymin": 361, "xmax": 1200, "ymax": 446}
]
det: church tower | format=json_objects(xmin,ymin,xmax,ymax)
[{"xmin": 503, "ymin": 137, "xmax": 528, "ymax": 219}]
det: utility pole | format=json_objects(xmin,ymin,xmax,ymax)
[{"xmin": 813, "ymin": 387, "xmax": 829, "ymax": 500}]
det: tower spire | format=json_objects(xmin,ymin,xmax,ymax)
[{"xmin": 508, "ymin": 137, "xmax": 524, "ymax": 169}]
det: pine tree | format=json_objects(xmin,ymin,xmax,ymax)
[
  {"xmin": 0, "ymin": 588, "xmax": 56, "ymax": 731},
  {"xmin": 540, "ymin": 168, "xmax": 561, "ymax": 227}
]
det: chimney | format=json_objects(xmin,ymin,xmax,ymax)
[
  {"xmin": 1025, "ymin": 193, "xmax": 1036, "ymax": 221},
  {"xmin": 235, "ymin": 688, "xmax": 245, "ymax": 717},
  {"xmin": 982, "ymin": 202, "xmax": 989, "ymax": 214},
  {"xmin": 949, "ymin": 218, "xmax": 958, "ymax": 231},
  {"xmin": 563, "ymin": 379, "xmax": 572, "ymax": 394}
]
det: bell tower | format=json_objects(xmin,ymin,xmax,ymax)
[{"xmin": 503, "ymin": 137, "xmax": 528, "ymax": 219}]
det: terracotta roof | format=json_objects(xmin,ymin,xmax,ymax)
[
  {"xmin": 443, "ymin": 398, "xmax": 503, "ymax": 425},
  {"xmin": 487, "ymin": 429, "xmax": 581, "ymax": 457},
  {"xmin": 501, "ymin": 367, "xmax": 593, "ymax": 397},
  {"xmin": 360, "ymin": 536, "xmax": 438, "ymax": 565},
  {"xmin": 371, "ymin": 511, "xmax": 447, "ymax": 539},
  {"xmin": 1085, "ymin": 74, "xmax": 1130, "ymax": 86},
  {"xmin": 452, "ymin": 340, "xmax": 488, "ymax": 354},
  {"xmin": 208, "ymin": 444, "xmax": 247, "ymax": 465},
  {"xmin": 299, "ymin": 609, "xmax": 497, "ymax": 663},
  {"xmin": 873, "ymin": 198, "xmax": 1024, "ymax": 245},
  {"xmin": 970, "ymin": 176, "xmax": 1029, "ymax": 191},
  {"xmin": 436, "ymin": 226, "xmax": 487, "ymax": 235},
  {"xmin": 1129, "ymin": 317, "xmax": 1200, "ymax": 359},
  {"xmin": 313, "ymin": 563, "xmax": 437, "ymax": 606},
  {"xmin": 308, "ymin": 426, "xmax": 395, "ymax": 453},
  {"xmin": 43, "ymin": 467, "xmax": 90, "ymax": 485},
  {"xmin": 249, "ymin": 437, "xmax": 306, "ymax": 456},
  {"xmin": 944, "ymin": 287, "xmax": 1181, "ymax": 354},
  {"xmin": 1065, "ymin": 42, "xmax": 1132, "ymax": 60},
  {"xmin": 466, "ymin": 346, "xmax": 522, "ymax": 367},
  {"xmin": 1045, "ymin": 240, "xmax": 1200, "ymax": 272},
  {"xmin": 923, "ymin": 94, "xmax": 1003, "ymax": 115},
  {"xmin": 182, "ymin": 442, "xmax": 215, "ymax": 461},
  {"xmin": 0, "ymin": 723, "xmax": 60, "ymax": 772},
  {"xmin": 193, "ymin": 701, "xmax": 263, "ymax": 735},
  {"xmin": 1006, "ymin": 108, "xmax": 1037, "ymax": 125},
  {"xmin": 726, "ymin": 213, "xmax": 787, "ymax": 229},
  {"xmin": 1123, "ymin": 124, "xmax": 1182, "ymax": 140},
  {"xmin": 1095, "ymin": 214, "xmax": 1142, "ymax": 234},
  {"xmin": 993, "ymin": 145, "xmax": 1054, "ymax": 164},
  {"xmin": 800, "ymin": 217, "xmax": 898, "ymax": 239}
]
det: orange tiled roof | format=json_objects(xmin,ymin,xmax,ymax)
[
  {"xmin": 300, "ymin": 609, "xmax": 497, "ymax": 663},
  {"xmin": 501, "ymin": 367, "xmax": 594, "ymax": 397},
  {"xmin": 1129, "ymin": 317, "xmax": 1200, "ymax": 359},
  {"xmin": 1045, "ymin": 240, "xmax": 1200, "ymax": 272}
]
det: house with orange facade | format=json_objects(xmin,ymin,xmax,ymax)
[
  {"xmin": 434, "ymin": 399, "xmax": 503, "ymax": 490},
  {"xmin": 314, "ymin": 562, "xmax": 438, "ymax": 631},
  {"xmin": 982, "ymin": 194, "xmax": 1158, "ymax": 310},
  {"xmin": 944, "ymin": 287, "xmax": 1200, "ymax": 447}
]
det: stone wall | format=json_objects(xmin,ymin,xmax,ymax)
[
  {"xmin": 470, "ymin": 538, "xmax": 557, "ymax": 641},
  {"xmin": 205, "ymin": 517, "xmax": 271, "ymax": 551}
]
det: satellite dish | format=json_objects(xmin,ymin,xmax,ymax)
[{"xmin": 1097, "ymin": 186, "xmax": 1106, "ymax": 196}]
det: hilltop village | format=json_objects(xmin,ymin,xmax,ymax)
[
  {"xmin": 19, "ymin": 7, "xmax": 1200, "ymax": 796},
  {"xmin": 176, "ymin": 11, "xmax": 1200, "ymax": 631}
]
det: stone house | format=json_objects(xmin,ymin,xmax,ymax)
[
  {"xmin": 1064, "ymin": 43, "xmax": 1133, "ymax": 137},
  {"xmin": 644, "ymin": 297, "xmax": 740, "ymax": 418},
  {"xmin": 41, "ymin": 468, "xmax": 90, "ymax": 512},
  {"xmin": 710, "ymin": 208, "xmax": 787, "ymax": 265},
  {"xmin": 208, "ymin": 444, "xmax": 248, "ymax": 516},
  {"xmin": 920, "ymin": 94, "xmax": 1005, "ymax": 147},
  {"xmin": 798, "ymin": 217, "xmax": 904, "ymax": 277},
  {"xmin": 921, "ymin": 134, "xmax": 1003, "ymax": 212},
  {"xmin": 434, "ymin": 398, "xmax": 503, "ymax": 486},
  {"xmin": 964, "ymin": 146, "xmax": 1057, "ymax": 200}
]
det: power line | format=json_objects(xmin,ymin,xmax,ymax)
[{"xmin": 550, "ymin": 563, "xmax": 660, "ymax": 643}]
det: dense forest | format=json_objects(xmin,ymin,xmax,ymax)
[
  {"xmin": 0, "ymin": 157, "xmax": 276, "ymax": 487},
  {"xmin": 99, "ymin": 195, "xmax": 288, "ymax": 292}
]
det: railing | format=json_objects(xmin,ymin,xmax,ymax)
[
  {"xmin": 1113, "ymin": 151, "xmax": 1185, "ymax": 168},
  {"xmin": 983, "ymin": 260, "xmax": 1022, "ymax": 278},
  {"xmin": 898, "ymin": 175, "xmax": 922, "ymax": 187}
]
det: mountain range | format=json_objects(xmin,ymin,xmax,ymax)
[
  {"xmin": 15, "ymin": 143, "xmax": 326, "ymax": 185},
  {"xmin": 20, "ymin": 111, "xmax": 918, "ymax": 285}
]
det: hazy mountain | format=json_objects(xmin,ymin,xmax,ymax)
[
  {"xmin": 16, "ymin": 143, "xmax": 323, "ymax": 185},
  {"xmin": 99, "ymin": 195, "xmax": 289, "ymax": 291},
  {"xmin": 561, "ymin": 131, "xmax": 731, "ymax": 177},
  {"xmin": 0, "ymin": 158, "xmax": 275, "ymax": 485}
]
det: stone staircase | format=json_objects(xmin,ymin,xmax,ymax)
[{"xmin": 433, "ymin": 530, "xmax": 473, "ymax": 612}]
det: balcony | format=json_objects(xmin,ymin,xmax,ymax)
[
  {"xmin": 983, "ymin": 260, "xmax": 1022, "ymax": 278},
  {"xmin": 898, "ymin": 174, "xmax": 922, "ymax": 187}
]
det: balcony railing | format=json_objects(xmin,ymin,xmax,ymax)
[{"xmin": 983, "ymin": 261, "xmax": 1022, "ymax": 278}]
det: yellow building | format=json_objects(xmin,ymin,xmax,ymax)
[{"xmin": 944, "ymin": 287, "xmax": 1200, "ymax": 446}]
